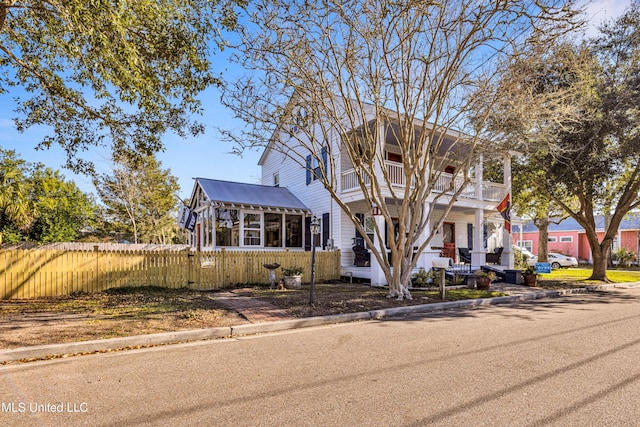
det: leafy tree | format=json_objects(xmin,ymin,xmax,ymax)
[
  {"xmin": 29, "ymin": 166, "xmax": 97, "ymax": 242},
  {"xmin": 0, "ymin": 0, "xmax": 243, "ymax": 174},
  {"xmin": 222, "ymin": 0, "xmax": 581, "ymax": 299},
  {"xmin": 0, "ymin": 149, "xmax": 96, "ymax": 243},
  {"xmin": 94, "ymin": 155, "xmax": 180, "ymax": 244},
  {"xmin": 0, "ymin": 149, "xmax": 33, "ymax": 242},
  {"xmin": 489, "ymin": 2, "xmax": 640, "ymax": 281},
  {"xmin": 512, "ymin": 159, "xmax": 572, "ymax": 263}
]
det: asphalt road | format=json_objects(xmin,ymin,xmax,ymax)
[{"xmin": 2, "ymin": 288, "xmax": 640, "ymax": 426}]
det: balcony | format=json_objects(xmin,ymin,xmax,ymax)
[{"xmin": 341, "ymin": 161, "xmax": 506, "ymax": 202}]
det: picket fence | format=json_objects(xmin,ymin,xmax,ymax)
[{"xmin": 0, "ymin": 247, "xmax": 341, "ymax": 299}]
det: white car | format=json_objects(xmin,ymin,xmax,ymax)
[
  {"xmin": 513, "ymin": 245, "xmax": 535, "ymax": 259},
  {"xmin": 527, "ymin": 253, "xmax": 578, "ymax": 269}
]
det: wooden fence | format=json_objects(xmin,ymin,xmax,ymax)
[{"xmin": 0, "ymin": 247, "xmax": 341, "ymax": 299}]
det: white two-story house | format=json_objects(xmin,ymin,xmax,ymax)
[{"xmin": 186, "ymin": 102, "xmax": 515, "ymax": 286}]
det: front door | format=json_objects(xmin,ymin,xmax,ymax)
[{"xmin": 443, "ymin": 222, "xmax": 456, "ymax": 261}]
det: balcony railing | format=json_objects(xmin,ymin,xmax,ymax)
[{"xmin": 341, "ymin": 162, "xmax": 506, "ymax": 202}]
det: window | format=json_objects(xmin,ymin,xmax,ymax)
[
  {"xmin": 548, "ymin": 236, "xmax": 557, "ymax": 243},
  {"xmin": 386, "ymin": 151, "xmax": 402, "ymax": 163},
  {"xmin": 273, "ymin": 172, "xmax": 280, "ymax": 187},
  {"xmin": 216, "ymin": 209, "xmax": 239, "ymax": 246},
  {"xmin": 306, "ymin": 147, "xmax": 327, "ymax": 184},
  {"xmin": 243, "ymin": 213, "xmax": 261, "ymax": 246},
  {"xmin": 285, "ymin": 215, "xmax": 303, "ymax": 247},
  {"xmin": 560, "ymin": 236, "xmax": 573, "ymax": 242},
  {"xmin": 265, "ymin": 213, "xmax": 282, "ymax": 247},
  {"xmin": 517, "ymin": 240, "xmax": 533, "ymax": 252}
]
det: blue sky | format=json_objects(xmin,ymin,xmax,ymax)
[{"xmin": 0, "ymin": 0, "xmax": 629, "ymax": 200}]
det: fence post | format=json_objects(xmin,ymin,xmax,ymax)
[
  {"xmin": 185, "ymin": 247, "xmax": 193, "ymax": 286},
  {"xmin": 93, "ymin": 245, "xmax": 100, "ymax": 292}
]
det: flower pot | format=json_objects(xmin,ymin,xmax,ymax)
[
  {"xmin": 523, "ymin": 274, "xmax": 537, "ymax": 287},
  {"xmin": 283, "ymin": 275, "xmax": 302, "ymax": 289},
  {"xmin": 476, "ymin": 277, "xmax": 491, "ymax": 290}
]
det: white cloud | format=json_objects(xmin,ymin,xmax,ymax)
[{"xmin": 578, "ymin": 0, "xmax": 633, "ymax": 37}]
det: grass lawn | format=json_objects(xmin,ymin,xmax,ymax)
[{"xmin": 536, "ymin": 267, "xmax": 640, "ymax": 289}]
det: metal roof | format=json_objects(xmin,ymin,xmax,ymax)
[
  {"xmin": 515, "ymin": 214, "xmax": 640, "ymax": 233},
  {"xmin": 194, "ymin": 178, "xmax": 310, "ymax": 212}
]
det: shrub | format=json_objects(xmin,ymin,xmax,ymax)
[{"xmin": 282, "ymin": 266, "xmax": 304, "ymax": 276}]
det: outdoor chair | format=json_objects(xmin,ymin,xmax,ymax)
[
  {"xmin": 486, "ymin": 247, "xmax": 503, "ymax": 264},
  {"xmin": 352, "ymin": 237, "xmax": 370, "ymax": 267},
  {"xmin": 458, "ymin": 248, "xmax": 471, "ymax": 264}
]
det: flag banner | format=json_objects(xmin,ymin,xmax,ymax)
[
  {"xmin": 177, "ymin": 205, "xmax": 191, "ymax": 229},
  {"xmin": 496, "ymin": 194, "xmax": 511, "ymax": 233},
  {"xmin": 186, "ymin": 211, "xmax": 198, "ymax": 232}
]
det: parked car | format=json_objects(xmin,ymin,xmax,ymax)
[
  {"xmin": 513, "ymin": 245, "xmax": 535, "ymax": 260},
  {"xmin": 527, "ymin": 253, "xmax": 578, "ymax": 269}
]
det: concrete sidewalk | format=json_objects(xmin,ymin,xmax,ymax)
[{"xmin": 2, "ymin": 282, "xmax": 638, "ymax": 364}]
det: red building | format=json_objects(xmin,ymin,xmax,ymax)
[{"xmin": 512, "ymin": 214, "xmax": 640, "ymax": 263}]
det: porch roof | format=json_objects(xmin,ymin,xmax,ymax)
[{"xmin": 194, "ymin": 178, "xmax": 310, "ymax": 212}]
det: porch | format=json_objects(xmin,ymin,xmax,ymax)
[
  {"xmin": 340, "ymin": 262, "xmax": 523, "ymax": 287},
  {"xmin": 340, "ymin": 162, "xmax": 506, "ymax": 202}
]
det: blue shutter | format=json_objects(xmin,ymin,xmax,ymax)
[
  {"xmin": 321, "ymin": 147, "xmax": 328, "ymax": 178},
  {"xmin": 306, "ymin": 155, "xmax": 312, "ymax": 185}
]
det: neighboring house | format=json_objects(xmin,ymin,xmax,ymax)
[
  {"xmin": 512, "ymin": 215, "xmax": 640, "ymax": 263},
  {"xmin": 187, "ymin": 104, "xmax": 516, "ymax": 286}
]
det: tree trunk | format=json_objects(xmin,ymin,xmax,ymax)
[
  {"xmin": 386, "ymin": 249, "xmax": 412, "ymax": 301},
  {"xmin": 590, "ymin": 245, "xmax": 610, "ymax": 282},
  {"xmin": 535, "ymin": 217, "xmax": 550, "ymax": 262}
]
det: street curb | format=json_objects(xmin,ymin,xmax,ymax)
[
  {"xmin": 0, "ymin": 328, "xmax": 231, "ymax": 364},
  {"xmin": 2, "ymin": 282, "xmax": 639, "ymax": 364}
]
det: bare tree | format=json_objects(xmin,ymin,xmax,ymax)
[{"xmin": 222, "ymin": 0, "xmax": 582, "ymax": 299}]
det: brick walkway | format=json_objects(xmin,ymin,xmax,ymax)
[{"xmin": 214, "ymin": 292, "xmax": 295, "ymax": 323}]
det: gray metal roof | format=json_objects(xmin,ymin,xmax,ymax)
[
  {"xmin": 515, "ymin": 213, "xmax": 640, "ymax": 233},
  {"xmin": 195, "ymin": 178, "xmax": 310, "ymax": 211}
]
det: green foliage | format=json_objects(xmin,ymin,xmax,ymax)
[
  {"xmin": 29, "ymin": 167, "xmax": 96, "ymax": 242},
  {"xmin": 0, "ymin": 0, "xmax": 243, "ymax": 173},
  {"xmin": 0, "ymin": 150, "xmax": 96, "ymax": 243},
  {"xmin": 611, "ymin": 248, "xmax": 637, "ymax": 268},
  {"xmin": 0, "ymin": 149, "xmax": 32, "ymax": 231},
  {"xmin": 489, "ymin": 3, "xmax": 640, "ymax": 281},
  {"xmin": 513, "ymin": 248, "xmax": 528, "ymax": 269},
  {"xmin": 282, "ymin": 266, "xmax": 304, "ymax": 276},
  {"xmin": 411, "ymin": 268, "xmax": 431, "ymax": 287}
]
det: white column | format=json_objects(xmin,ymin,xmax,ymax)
[
  {"xmin": 476, "ymin": 155, "xmax": 484, "ymax": 201},
  {"xmin": 502, "ymin": 153, "xmax": 514, "ymax": 268},
  {"xmin": 369, "ymin": 214, "xmax": 388, "ymax": 287},
  {"xmin": 471, "ymin": 208, "xmax": 485, "ymax": 267},
  {"xmin": 420, "ymin": 201, "xmax": 441, "ymax": 271}
]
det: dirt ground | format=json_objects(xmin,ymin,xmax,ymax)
[
  {"xmin": 0, "ymin": 283, "xmax": 506, "ymax": 350},
  {"xmin": 0, "ymin": 288, "xmax": 248, "ymax": 349}
]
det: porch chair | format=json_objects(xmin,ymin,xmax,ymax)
[
  {"xmin": 486, "ymin": 247, "xmax": 503, "ymax": 264},
  {"xmin": 352, "ymin": 237, "xmax": 370, "ymax": 267},
  {"xmin": 458, "ymin": 248, "xmax": 471, "ymax": 264}
]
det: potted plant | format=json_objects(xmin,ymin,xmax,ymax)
[
  {"xmin": 282, "ymin": 266, "xmax": 304, "ymax": 289},
  {"xmin": 474, "ymin": 270, "xmax": 496, "ymax": 290},
  {"xmin": 522, "ymin": 266, "xmax": 538, "ymax": 286}
]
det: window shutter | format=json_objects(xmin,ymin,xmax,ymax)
[
  {"xmin": 304, "ymin": 217, "xmax": 312, "ymax": 251},
  {"xmin": 306, "ymin": 155, "xmax": 312, "ymax": 185},
  {"xmin": 322, "ymin": 212, "xmax": 330, "ymax": 249},
  {"xmin": 321, "ymin": 147, "xmax": 328, "ymax": 178}
]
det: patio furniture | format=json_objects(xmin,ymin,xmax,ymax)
[
  {"xmin": 352, "ymin": 237, "xmax": 370, "ymax": 267},
  {"xmin": 486, "ymin": 247, "xmax": 503, "ymax": 264},
  {"xmin": 458, "ymin": 248, "xmax": 471, "ymax": 264}
]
